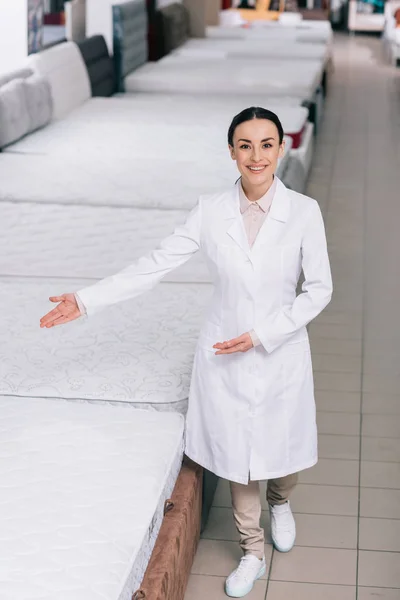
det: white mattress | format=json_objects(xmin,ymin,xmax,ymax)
[
  {"xmin": 7, "ymin": 93, "xmax": 307, "ymax": 155},
  {"xmin": 166, "ymin": 38, "xmax": 330, "ymax": 63},
  {"xmin": 0, "ymin": 109, "xmax": 293, "ymax": 207},
  {"xmin": 0, "ymin": 151, "xmax": 239, "ymax": 209},
  {"xmin": 0, "ymin": 202, "xmax": 211, "ymax": 283},
  {"xmin": 0, "ymin": 395, "xmax": 184, "ymax": 599},
  {"xmin": 0, "ymin": 278, "xmax": 212, "ymax": 412},
  {"xmin": 207, "ymin": 23, "xmax": 332, "ymax": 43},
  {"xmin": 124, "ymin": 60, "xmax": 324, "ymax": 101}
]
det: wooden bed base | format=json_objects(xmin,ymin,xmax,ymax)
[{"xmin": 132, "ymin": 456, "xmax": 203, "ymax": 600}]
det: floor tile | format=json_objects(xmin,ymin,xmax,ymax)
[
  {"xmin": 360, "ymin": 462, "xmax": 400, "ymax": 489},
  {"xmin": 191, "ymin": 539, "xmax": 272, "ymax": 579},
  {"xmin": 184, "ymin": 574, "xmax": 267, "ymax": 600},
  {"xmin": 266, "ymin": 581, "xmax": 356, "ymax": 600},
  {"xmin": 314, "ymin": 390, "xmax": 361, "ymax": 413},
  {"xmin": 299, "ymin": 459, "xmax": 359, "ymax": 487},
  {"xmin": 362, "ymin": 415, "xmax": 400, "ymax": 439},
  {"xmin": 295, "ymin": 513, "xmax": 358, "ymax": 549},
  {"xmin": 358, "ymin": 588, "xmax": 400, "ymax": 599},
  {"xmin": 318, "ymin": 434, "xmax": 360, "ymax": 460},
  {"xmin": 309, "ymin": 323, "xmax": 362, "ymax": 340},
  {"xmin": 360, "ymin": 488, "xmax": 400, "ymax": 519},
  {"xmin": 314, "ymin": 372, "xmax": 361, "ymax": 393},
  {"xmin": 317, "ymin": 412, "xmax": 360, "ymax": 435},
  {"xmin": 362, "ymin": 393, "xmax": 400, "ymax": 415},
  {"xmin": 270, "ymin": 546, "xmax": 357, "ymax": 585},
  {"xmin": 359, "ymin": 518, "xmax": 400, "ymax": 552},
  {"xmin": 291, "ymin": 484, "xmax": 358, "ymax": 516},
  {"xmin": 313, "ymin": 311, "xmax": 362, "ymax": 327},
  {"xmin": 310, "ymin": 338, "xmax": 362, "ymax": 356},
  {"xmin": 362, "ymin": 375, "xmax": 400, "ymax": 395},
  {"xmin": 312, "ymin": 353, "xmax": 362, "ymax": 374},
  {"xmin": 362, "ymin": 437, "xmax": 400, "ymax": 463},
  {"xmin": 358, "ymin": 551, "xmax": 400, "ymax": 588}
]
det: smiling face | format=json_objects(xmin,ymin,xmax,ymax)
[{"xmin": 229, "ymin": 118, "xmax": 285, "ymax": 199}]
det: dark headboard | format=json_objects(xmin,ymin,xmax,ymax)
[
  {"xmin": 113, "ymin": 0, "xmax": 148, "ymax": 92},
  {"xmin": 159, "ymin": 3, "xmax": 190, "ymax": 55},
  {"xmin": 77, "ymin": 35, "xmax": 116, "ymax": 97}
]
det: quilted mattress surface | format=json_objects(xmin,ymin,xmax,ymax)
[
  {"xmin": 124, "ymin": 60, "xmax": 324, "ymax": 100},
  {"xmin": 0, "ymin": 125, "xmax": 292, "ymax": 210},
  {"xmin": 0, "ymin": 278, "xmax": 212, "ymax": 411},
  {"xmin": 0, "ymin": 395, "xmax": 184, "ymax": 599},
  {"xmin": 0, "ymin": 151, "xmax": 239, "ymax": 209},
  {"xmin": 0, "ymin": 202, "xmax": 212, "ymax": 282}
]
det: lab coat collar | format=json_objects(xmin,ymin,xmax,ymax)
[
  {"xmin": 224, "ymin": 177, "xmax": 291, "ymax": 222},
  {"xmin": 223, "ymin": 177, "xmax": 291, "ymax": 260}
]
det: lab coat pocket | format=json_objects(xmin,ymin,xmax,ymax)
[{"xmin": 281, "ymin": 338, "xmax": 311, "ymax": 356}]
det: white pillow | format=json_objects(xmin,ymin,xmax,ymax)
[
  {"xmin": 23, "ymin": 74, "xmax": 54, "ymax": 132},
  {"xmin": 0, "ymin": 79, "xmax": 31, "ymax": 148}
]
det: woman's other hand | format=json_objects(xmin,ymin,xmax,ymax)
[
  {"xmin": 213, "ymin": 332, "xmax": 254, "ymax": 355},
  {"xmin": 40, "ymin": 294, "xmax": 81, "ymax": 329}
]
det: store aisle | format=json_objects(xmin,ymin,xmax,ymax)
[{"xmin": 184, "ymin": 33, "xmax": 400, "ymax": 600}]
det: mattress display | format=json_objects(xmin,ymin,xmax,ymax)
[
  {"xmin": 0, "ymin": 151, "xmax": 239, "ymax": 209},
  {"xmin": 165, "ymin": 38, "xmax": 330, "ymax": 63},
  {"xmin": 0, "ymin": 278, "xmax": 212, "ymax": 411},
  {"xmin": 7, "ymin": 92, "xmax": 304, "ymax": 156},
  {"xmin": 206, "ymin": 23, "xmax": 332, "ymax": 43},
  {"xmin": 124, "ymin": 59, "xmax": 324, "ymax": 101},
  {"xmin": 0, "ymin": 395, "xmax": 184, "ymax": 599},
  {"xmin": 1, "ymin": 97, "xmax": 295, "ymax": 207},
  {"xmin": 0, "ymin": 203, "xmax": 211, "ymax": 283}
]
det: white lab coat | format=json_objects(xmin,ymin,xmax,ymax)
[{"xmin": 78, "ymin": 179, "xmax": 333, "ymax": 484}]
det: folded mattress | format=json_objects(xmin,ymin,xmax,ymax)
[
  {"xmin": 124, "ymin": 59, "xmax": 324, "ymax": 101},
  {"xmin": 0, "ymin": 278, "xmax": 212, "ymax": 412},
  {"xmin": 0, "ymin": 395, "xmax": 184, "ymax": 599},
  {"xmin": 0, "ymin": 202, "xmax": 211, "ymax": 283}
]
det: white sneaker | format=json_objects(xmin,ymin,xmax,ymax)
[
  {"xmin": 225, "ymin": 554, "xmax": 266, "ymax": 598},
  {"xmin": 269, "ymin": 501, "xmax": 296, "ymax": 553}
]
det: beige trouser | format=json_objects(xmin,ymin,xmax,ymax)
[{"xmin": 230, "ymin": 473, "xmax": 298, "ymax": 560}]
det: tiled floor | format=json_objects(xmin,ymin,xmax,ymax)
[{"xmin": 184, "ymin": 33, "xmax": 400, "ymax": 600}]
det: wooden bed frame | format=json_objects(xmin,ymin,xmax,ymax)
[{"xmin": 131, "ymin": 457, "xmax": 203, "ymax": 600}]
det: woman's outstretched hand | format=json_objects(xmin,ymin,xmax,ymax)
[
  {"xmin": 40, "ymin": 294, "xmax": 81, "ymax": 329},
  {"xmin": 213, "ymin": 333, "xmax": 253, "ymax": 355}
]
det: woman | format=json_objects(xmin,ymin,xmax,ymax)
[{"xmin": 40, "ymin": 107, "xmax": 332, "ymax": 599}]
